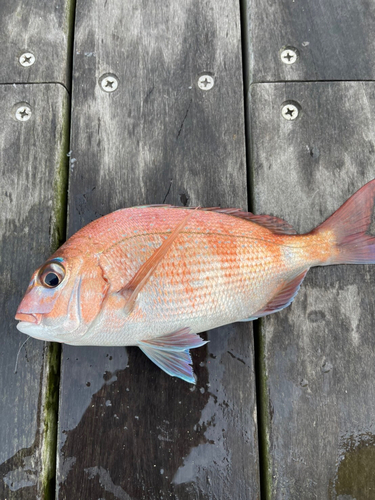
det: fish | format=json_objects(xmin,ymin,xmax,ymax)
[{"xmin": 15, "ymin": 180, "xmax": 375, "ymax": 383}]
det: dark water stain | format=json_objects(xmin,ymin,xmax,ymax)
[
  {"xmin": 179, "ymin": 192, "xmax": 189, "ymax": 206},
  {"xmin": 58, "ymin": 325, "xmax": 257, "ymax": 500},
  {"xmin": 307, "ymin": 309, "xmax": 326, "ymax": 323},
  {"xmin": 309, "ymin": 146, "xmax": 320, "ymax": 160},
  {"xmin": 58, "ymin": 343, "xmax": 211, "ymax": 500},
  {"xmin": 0, "ymin": 354, "xmax": 44, "ymax": 499},
  {"xmin": 330, "ymin": 433, "xmax": 375, "ymax": 500},
  {"xmin": 0, "ymin": 441, "xmax": 39, "ymax": 498}
]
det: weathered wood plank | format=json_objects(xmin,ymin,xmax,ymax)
[
  {"xmin": 250, "ymin": 81, "xmax": 375, "ymax": 498},
  {"xmin": 57, "ymin": 0, "xmax": 260, "ymax": 498},
  {"xmin": 246, "ymin": 0, "xmax": 375, "ymax": 82},
  {"xmin": 0, "ymin": 0, "xmax": 74, "ymax": 87},
  {"xmin": 0, "ymin": 84, "xmax": 69, "ymax": 498}
]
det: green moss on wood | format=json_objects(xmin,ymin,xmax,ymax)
[
  {"xmin": 41, "ymin": 342, "xmax": 61, "ymax": 499},
  {"xmin": 40, "ymin": 2, "xmax": 75, "ymax": 497},
  {"xmin": 256, "ymin": 321, "xmax": 272, "ymax": 499},
  {"xmin": 50, "ymin": 93, "xmax": 69, "ymax": 253}
]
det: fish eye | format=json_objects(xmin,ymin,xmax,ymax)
[{"xmin": 39, "ymin": 261, "xmax": 66, "ymax": 289}]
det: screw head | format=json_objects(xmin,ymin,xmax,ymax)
[
  {"xmin": 99, "ymin": 73, "xmax": 119, "ymax": 93},
  {"xmin": 281, "ymin": 102, "xmax": 299, "ymax": 121},
  {"xmin": 280, "ymin": 47, "xmax": 298, "ymax": 65},
  {"xmin": 15, "ymin": 103, "xmax": 32, "ymax": 122},
  {"xmin": 19, "ymin": 52, "xmax": 35, "ymax": 67},
  {"xmin": 198, "ymin": 74, "xmax": 214, "ymax": 91}
]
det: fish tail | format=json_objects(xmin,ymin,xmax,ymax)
[{"xmin": 312, "ymin": 179, "xmax": 375, "ymax": 265}]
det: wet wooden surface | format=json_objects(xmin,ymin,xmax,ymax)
[
  {"xmin": 245, "ymin": 0, "xmax": 375, "ymax": 496},
  {"xmin": 0, "ymin": 84, "xmax": 69, "ymax": 498},
  {"xmin": 250, "ymin": 81, "xmax": 375, "ymax": 499},
  {"xmin": 0, "ymin": 0, "xmax": 74, "ymax": 87},
  {"xmin": 0, "ymin": 1, "xmax": 72, "ymax": 497},
  {"xmin": 3, "ymin": 0, "xmax": 375, "ymax": 498},
  {"xmin": 57, "ymin": 0, "xmax": 259, "ymax": 499},
  {"xmin": 246, "ymin": 0, "xmax": 375, "ymax": 83}
]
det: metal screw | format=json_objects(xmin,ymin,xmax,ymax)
[
  {"xmin": 99, "ymin": 74, "xmax": 119, "ymax": 93},
  {"xmin": 19, "ymin": 52, "xmax": 35, "ymax": 67},
  {"xmin": 198, "ymin": 75, "xmax": 214, "ymax": 91},
  {"xmin": 280, "ymin": 48, "xmax": 298, "ymax": 65},
  {"xmin": 15, "ymin": 104, "xmax": 32, "ymax": 122},
  {"xmin": 281, "ymin": 103, "xmax": 299, "ymax": 121}
]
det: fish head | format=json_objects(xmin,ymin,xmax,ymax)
[{"xmin": 15, "ymin": 249, "xmax": 108, "ymax": 344}]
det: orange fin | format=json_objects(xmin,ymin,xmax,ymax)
[
  {"xmin": 121, "ymin": 209, "xmax": 197, "ymax": 313},
  {"xmin": 135, "ymin": 205, "xmax": 296, "ymax": 235},
  {"xmin": 311, "ymin": 179, "xmax": 375, "ymax": 264},
  {"xmin": 249, "ymin": 270, "xmax": 308, "ymax": 319},
  {"xmin": 208, "ymin": 209, "xmax": 297, "ymax": 235}
]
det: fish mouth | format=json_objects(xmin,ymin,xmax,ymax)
[
  {"xmin": 15, "ymin": 312, "xmax": 42, "ymax": 324},
  {"xmin": 16, "ymin": 319, "xmax": 51, "ymax": 340}
]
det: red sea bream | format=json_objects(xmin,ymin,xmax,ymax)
[{"xmin": 16, "ymin": 180, "xmax": 375, "ymax": 383}]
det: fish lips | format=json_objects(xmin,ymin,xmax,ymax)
[
  {"xmin": 15, "ymin": 312, "xmax": 42, "ymax": 324},
  {"xmin": 15, "ymin": 311, "xmax": 46, "ymax": 339}
]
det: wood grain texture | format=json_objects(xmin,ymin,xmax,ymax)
[
  {"xmin": 0, "ymin": 84, "xmax": 69, "ymax": 498},
  {"xmin": 0, "ymin": 0, "xmax": 74, "ymax": 87},
  {"xmin": 246, "ymin": 0, "xmax": 375, "ymax": 83},
  {"xmin": 250, "ymin": 82, "xmax": 375, "ymax": 499},
  {"xmin": 57, "ymin": 0, "xmax": 260, "ymax": 499}
]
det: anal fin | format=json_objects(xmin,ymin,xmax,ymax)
[
  {"xmin": 138, "ymin": 327, "xmax": 208, "ymax": 384},
  {"xmin": 237, "ymin": 316, "xmax": 258, "ymax": 322},
  {"xmin": 252, "ymin": 270, "xmax": 308, "ymax": 319}
]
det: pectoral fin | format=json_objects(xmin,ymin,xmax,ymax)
[
  {"xmin": 138, "ymin": 328, "xmax": 208, "ymax": 384},
  {"xmin": 121, "ymin": 210, "xmax": 196, "ymax": 314}
]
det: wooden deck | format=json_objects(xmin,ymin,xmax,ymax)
[{"xmin": 1, "ymin": 0, "xmax": 375, "ymax": 498}]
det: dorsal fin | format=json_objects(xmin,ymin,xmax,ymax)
[
  {"xmin": 204, "ymin": 208, "xmax": 297, "ymax": 235},
  {"xmin": 121, "ymin": 209, "xmax": 197, "ymax": 313},
  {"xmin": 134, "ymin": 205, "xmax": 297, "ymax": 235}
]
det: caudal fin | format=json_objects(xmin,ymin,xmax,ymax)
[{"xmin": 312, "ymin": 179, "xmax": 375, "ymax": 265}]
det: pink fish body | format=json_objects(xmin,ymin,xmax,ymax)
[{"xmin": 16, "ymin": 180, "xmax": 375, "ymax": 382}]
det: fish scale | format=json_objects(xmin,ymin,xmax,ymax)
[
  {"xmin": 95, "ymin": 214, "xmax": 292, "ymax": 343},
  {"xmin": 15, "ymin": 181, "xmax": 375, "ymax": 382}
]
